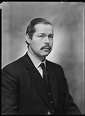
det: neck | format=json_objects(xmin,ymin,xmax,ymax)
[{"xmin": 28, "ymin": 47, "xmax": 46, "ymax": 62}]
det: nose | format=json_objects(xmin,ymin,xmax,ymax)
[{"xmin": 45, "ymin": 36, "xmax": 49, "ymax": 43}]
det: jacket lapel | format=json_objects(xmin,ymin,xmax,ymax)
[
  {"xmin": 22, "ymin": 53, "xmax": 51, "ymax": 107},
  {"xmin": 46, "ymin": 60, "xmax": 58, "ymax": 108}
]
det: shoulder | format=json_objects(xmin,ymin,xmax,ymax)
[
  {"xmin": 2, "ymin": 54, "xmax": 25, "ymax": 74},
  {"xmin": 46, "ymin": 60, "xmax": 64, "ymax": 71},
  {"xmin": 46, "ymin": 60, "xmax": 65, "ymax": 77},
  {"xmin": 46, "ymin": 60, "xmax": 66, "ymax": 83}
]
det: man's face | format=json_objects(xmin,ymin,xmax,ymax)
[{"xmin": 28, "ymin": 23, "xmax": 53, "ymax": 60}]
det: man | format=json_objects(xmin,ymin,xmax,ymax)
[{"xmin": 2, "ymin": 18, "xmax": 81, "ymax": 115}]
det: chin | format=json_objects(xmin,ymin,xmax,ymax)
[
  {"xmin": 41, "ymin": 50, "xmax": 51, "ymax": 57},
  {"xmin": 42, "ymin": 52, "xmax": 50, "ymax": 57}
]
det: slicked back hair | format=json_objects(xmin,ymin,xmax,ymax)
[
  {"xmin": 25, "ymin": 18, "xmax": 52, "ymax": 47},
  {"xmin": 26, "ymin": 18, "xmax": 52, "ymax": 39}
]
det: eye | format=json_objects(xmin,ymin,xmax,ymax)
[
  {"xmin": 38, "ymin": 34, "xmax": 45, "ymax": 38},
  {"xmin": 48, "ymin": 34, "xmax": 53, "ymax": 39},
  {"xmin": 39, "ymin": 35, "xmax": 44, "ymax": 37}
]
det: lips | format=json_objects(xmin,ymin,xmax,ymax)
[{"xmin": 43, "ymin": 47, "xmax": 50, "ymax": 49}]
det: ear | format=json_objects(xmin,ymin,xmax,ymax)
[{"xmin": 25, "ymin": 35, "xmax": 31, "ymax": 44}]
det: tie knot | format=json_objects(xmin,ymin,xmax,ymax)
[{"xmin": 40, "ymin": 63, "xmax": 46, "ymax": 71}]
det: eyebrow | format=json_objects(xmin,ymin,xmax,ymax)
[
  {"xmin": 38, "ymin": 33, "xmax": 45, "ymax": 35},
  {"xmin": 38, "ymin": 33, "xmax": 53, "ymax": 35}
]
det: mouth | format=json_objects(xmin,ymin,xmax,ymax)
[
  {"xmin": 41, "ymin": 46, "xmax": 51, "ymax": 50},
  {"xmin": 43, "ymin": 47, "xmax": 50, "ymax": 50}
]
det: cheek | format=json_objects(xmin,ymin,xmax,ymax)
[
  {"xmin": 32, "ymin": 40, "xmax": 41, "ymax": 49},
  {"xmin": 32, "ymin": 40, "xmax": 38, "ymax": 46},
  {"xmin": 50, "ymin": 40, "xmax": 53, "ymax": 46}
]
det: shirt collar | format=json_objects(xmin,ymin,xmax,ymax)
[{"xmin": 27, "ymin": 50, "xmax": 46, "ymax": 69}]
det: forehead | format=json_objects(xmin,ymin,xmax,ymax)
[{"xmin": 34, "ymin": 23, "xmax": 53, "ymax": 34}]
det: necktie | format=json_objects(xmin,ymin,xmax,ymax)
[
  {"xmin": 40, "ymin": 63, "xmax": 47, "ymax": 77},
  {"xmin": 40, "ymin": 63, "xmax": 48, "ymax": 90},
  {"xmin": 40, "ymin": 63, "xmax": 56, "ymax": 114}
]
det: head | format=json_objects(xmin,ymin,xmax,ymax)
[{"xmin": 26, "ymin": 18, "xmax": 54, "ymax": 61}]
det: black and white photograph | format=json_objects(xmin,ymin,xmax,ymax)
[{"xmin": 1, "ymin": 2, "xmax": 85, "ymax": 115}]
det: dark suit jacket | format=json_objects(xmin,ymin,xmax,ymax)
[{"xmin": 1, "ymin": 53, "xmax": 81, "ymax": 115}]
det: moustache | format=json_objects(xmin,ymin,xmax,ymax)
[{"xmin": 40, "ymin": 45, "xmax": 51, "ymax": 50}]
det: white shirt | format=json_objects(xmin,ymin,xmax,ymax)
[{"xmin": 27, "ymin": 51, "xmax": 46, "ymax": 78}]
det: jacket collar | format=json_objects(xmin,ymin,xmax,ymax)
[
  {"xmin": 27, "ymin": 51, "xmax": 46, "ymax": 69},
  {"xmin": 22, "ymin": 52, "xmax": 51, "ymax": 107},
  {"xmin": 22, "ymin": 52, "xmax": 57, "ymax": 108}
]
